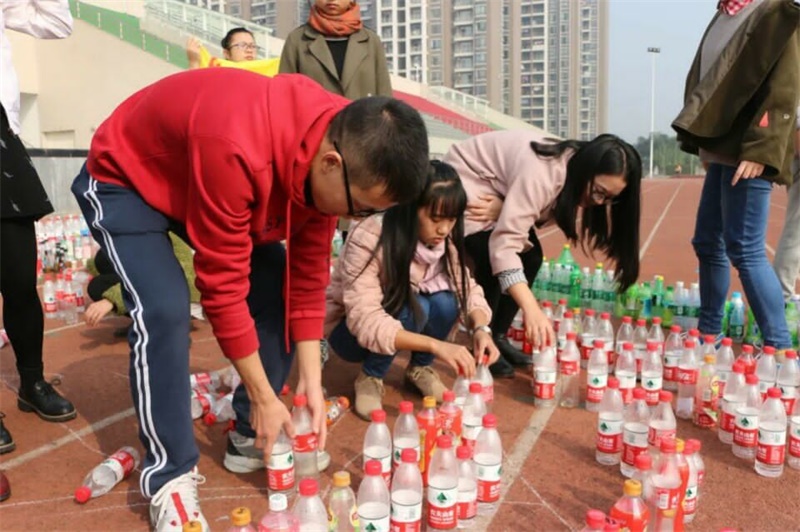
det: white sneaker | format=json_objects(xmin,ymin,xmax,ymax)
[
  {"xmin": 149, "ymin": 467, "xmax": 208, "ymax": 531},
  {"xmin": 224, "ymin": 430, "xmax": 331, "ymax": 473}
]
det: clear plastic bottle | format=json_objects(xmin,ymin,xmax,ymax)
[
  {"xmin": 736, "ymin": 344, "xmax": 757, "ymax": 376},
  {"xmin": 364, "ymin": 409, "xmax": 393, "ymax": 488},
  {"xmin": 474, "ymin": 356, "xmax": 494, "ymax": 407},
  {"xmin": 777, "ymin": 350, "xmax": 800, "ymax": 415},
  {"xmin": 474, "ymin": 414, "xmax": 502, "ymax": 513},
  {"xmin": 596, "ymin": 376, "xmax": 624, "ymax": 466},
  {"xmin": 686, "ymin": 439, "xmax": 706, "ymax": 497},
  {"xmin": 190, "ymin": 388, "xmax": 216, "ymax": 420},
  {"xmin": 631, "ymin": 453, "xmax": 654, "ymax": 511},
  {"xmin": 292, "ymin": 478, "xmax": 328, "ymax": 532},
  {"xmin": 390, "ymin": 448, "xmax": 423, "ymax": 532},
  {"xmin": 580, "ymin": 509, "xmax": 607, "ymax": 532},
  {"xmin": 788, "ymin": 397, "xmax": 800, "ymax": 470},
  {"xmin": 453, "ymin": 370, "xmax": 470, "ymax": 408},
  {"xmin": 728, "ymin": 292, "xmax": 746, "ymax": 342},
  {"xmin": 456, "ymin": 445, "xmax": 477, "ymax": 529},
  {"xmin": 754, "ymin": 387, "xmax": 788, "ymax": 478},
  {"xmin": 358, "ymin": 460, "xmax": 391, "ymax": 531},
  {"xmin": 676, "ymin": 340, "xmax": 699, "ymax": 420},
  {"xmin": 719, "ymin": 361, "xmax": 747, "ymax": 445},
  {"xmin": 597, "ymin": 313, "xmax": 616, "ymax": 368},
  {"xmin": 43, "ymin": 274, "xmax": 57, "ymax": 319},
  {"xmin": 632, "ymin": 319, "xmax": 649, "ymax": 377},
  {"xmin": 226, "ymin": 507, "xmax": 257, "ymax": 532},
  {"xmin": 203, "ymin": 392, "xmax": 234, "ymax": 425},
  {"xmin": 641, "ymin": 341, "xmax": 663, "ymax": 410},
  {"xmin": 556, "ymin": 310, "xmax": 575, "ymax": 358},
  {"xmin": 461, "ymin": 384, "xmax": 486, "ymax": 454},
  {"xmin": 662, "ymin": 325, "xmax": 683, "ymax": 392},
  {"xmin": 426, "ymin": 435, "xmax": 459, "ymax": 530},
  {"xmin": 292, "ymin": 394, "xmax": 319, "ymax": 481},
  {"xmin": 647, "ymin": 391, "xmax": 676, "ymax": 458},
  {"xmin": 715, "ymin": 338, "xmax": 735, "ymax": 399},
  {"xmin": 439, "ymin": 391, "xmax": 463, "ymax": 445},
  {"xmin": 553, "ymin": 299, "xmax": 568, "ymax": 334},
  {"xmin": 615, "ymin": 316, "xmax": 634, "ymax": 361},
  {"xmin": 651, "ymin": 439, "xmax": 681, "ymax": 530},
  {"xmin": 693, "ymin": 354, "xmax": 719, "ymax": 429},
  {"xmin": 74, "ymin": 446, "xmax": 141, "ymax": 503},
  {"xmin": 731, "ymin": 373, "xmax": 761, "ymax": 461},
  {"xmin": 756, "ymin": 346, "xmax": 778, "ymax": 402},
  {"xmin": 260, "ymin": 493, "xmax": 300, "ymax": 532},
  {"xmin": 393, "ymin": 401, "xmax": 420, "ymax": 471},
  {"xmin": 647, "ymin": 317, "xmax": 665, "ymax": 354},
  {"xmin": 267, "ymin": 429, "xmax": 295, "ymax": 496},
  {"xmin": 681, "ymin": 440, "xmax": 700, "ymax": 524},
  {"xmin": 615, "ymin": 342, "xmax": 637, "ymax": 404},
  {"xmin": 327, "ymin": 471, "xmax": 359, "ymax": 532},
  {"xmin": 621, "ymin": 388, "xmax": 651, "ymax": 478},
  {"xmin": 586, "ymin": 339, "xmax": 609, "ymax": 412},
  {"xmin": 608, "ymin": 479, "xmax": 649, "ymax": 532},
  {"xmin": 533, "ymin": 343, "xmax": 558, "ymax": 407},
  {"xmin": 580, "ymin": 309, "xmax": 598, "ymax": 369},
  {"xmin": 559, "ymin": 332, "xmax": 581, "ymax": 408}
]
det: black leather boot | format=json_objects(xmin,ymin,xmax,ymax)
[
  {"xmin": 18, "ymin": 380, "xmax": 77, "ymax": 422},
  {"xmin": 494, "ymin": 334, "xmax": 533, "ymax": 366},
  {"xmin": 489, "ymin": 353, "xmax": 515, "ymax": 378},
  {"xmin": 0, "ymin": 414, "xmax": 14, "ymax": 455}
]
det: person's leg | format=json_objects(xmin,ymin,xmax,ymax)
[
  {"xmin": 773, "ymin": 179, "xmax": 800, "ymax": 301},
  {"xmin": 87, "ymin": 273, "xmax": 123, "ymax": 302},
  {"xmin": 72, "ymin": 168, "xmax": 198, "ymax": 502},
  {"xmin": 719, "ymin": 168, "xmax": 792, "ymax": 348},
  {"xmin": 691, "ymin": 163, "xmax": 729, "ymax": 337}
]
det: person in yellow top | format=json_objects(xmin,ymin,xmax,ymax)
[{"xmin": 185, "ymin": 27, "xmax": 279, "ymax": 76}]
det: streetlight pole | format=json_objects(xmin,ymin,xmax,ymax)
[{"xmin": 647, "ymin": 47, "xmax": 660, "ymax": 178}]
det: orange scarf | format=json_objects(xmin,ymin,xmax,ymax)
[{"xmin": 308, "ymin": 2, "xmax": 363, "ymax": 37}]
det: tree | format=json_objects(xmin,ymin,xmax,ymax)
[{"xmin": 634, "ymin": 133, "xmax": 701, "ymax": 176}]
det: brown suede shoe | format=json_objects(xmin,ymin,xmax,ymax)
[
  {"xmin": 405, "ymin": 365, "xmax": 447, "ymax": 403},
  {"xmin": 354, "ymin": 372, "xmax": 385, "ymax": 421}
]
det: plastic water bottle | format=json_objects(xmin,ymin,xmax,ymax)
[
  {"xmin": 390, "ymin": 448, "xmax": 423, "ymax": 532},
  {"xmin": 777, "ymin": 350, "xmax": 800, "ymax": 415},
  {"xmin": 646, "ymin": 317, "xmax": 665, "ymax": 360},
  {"xmin": 596, "ymin": 376, "xmax": 623, "ymax": 466},
  {"xmin": 681, "ymin": 440, "xmax": 700, "ymax": 524},
  {"xmin": 292, "ymin": 394, "xmax": 319, "ymax": 481},
  {"xmin": 327, "ymin": 471, "xmax": 358, "ymax": 532},
  {"xmin": 358, "ymin": 460, "xmax": 391, "ymax": 531},
  {"xmin": 615, "ymin": 342, "xmax": 637, "ymax": 404},
  {"xmin": 615, "ymin": 316, "xmax": 634, "ymax": 362},
  {"xmin": 393, "ymin": 401, "xmax": 420, "ymax": 471},
  {"xmin": 631, "ymin": 319, "xmax": 648, "ymax": 376},
  {"xmin": 426, "ymin": 435, "xmax": 458, "ymax": 530},
  {"xmin": 267, "ymin": 430, "xmax": 295, "ymax": 496},
  {"xmin": 74, "ymin": 446, "xmax": 141, "ymax": 503},
  {"xmin": 291, "ymin": 478, "xmax": 327, "ymax": 531},
  {"xmin": 788, "ymin": 398, "xmax": 800, "ymax": 470},
  {"xmin": 364, "ymin": 409, "xmax": 393, "ymax": 488},
  {"xmin": 686, "ymin": 283, "xmax": 701, "ymax": 331},
  {"xmin": 586, "ymin": 340, "xmax": 609, "ymax": 412},
  {"xmin": 651, "ymin": 439, "xmax": 682, "ymax": 530},
  {"xmin": 663, "ymin": 325, "xmax": 683, "ymax": 392},
  {"xmin": 756, "ymin": 346, "xmax": 778, "ymax": 402},
  {"xmin": 190, "ymin": 388, "xmax": 216, "ymax": 420},
  {"xmin": 676, "ymin": 340, "xmax": 699, "ymax": 420},
  {"xmin": 754, "ymin": 387, "xmax": 788, "ymax": 478},
  {"xmin": 474, "ymin": 414, "xmax": 502, "ymax": 513},
  {"xmin": 693, "ymin": 354, "xmax": 719, "ymax": 429},
  {"xmin": 226, "ymin": 507, "xmax": 257, "ymax": 532},
  {"xmin": 621, "ymin": 388, "xmax": 650, "ymax": 478},
  {"xmin": 439, "ymin": 391, "xmax": 463, "ymax": 445},
  {"xmin": 719, "ymin": 361, "xmax": 747, "ymax": 445},
  {"xmin": 558, "ymin": 332, "xmax": 581, "ymax": 408},
  {"xmin": 648, "ymin": 391, "xmax": 676, "ymax": 458},
  {"xmin": 474, "ymin": 356, "xmax": 494, "ymax": 407},
  {"xmin": 728, "ymin": 292, "xmax": 746, "ymax": 342},
  {"xmin": 737, "ymin": 344, "xmax": 757, "ymax": 376},
  {"xmin": 260, "ymin": 494, "xmax": 299, "ymax": 532},
  {"xmin": 732, "ymin": 374, "xmax": 761, "ymax": 461},
  {"xmin": 456, "ymin": 445, "xmax": 477, "ymax": 528},
  {"xmin": 631, "ymin": 453, "xmax": 654, "ymax": 510},
  {"xmin": 715, "ymin": 338, "xmax": 735, "ymax": 398},
  {"xmin": 453, "ymin": 371, "xmax": 469, "ymax": 408},
  {"xmin": 43, "ymin": 275, "xmax": 57, "ymax": 319},
  {"xmin": 641, "ymin": 341, "xmax": 663, "ymax": 409},
  {"xmin": 579, "ymin": 309, "xmax": 598, "ymax": 368},
  {"xmin": 556, "ymin": 310, "xmax": 575, "ymax": 358},
  {"xmin": 533, "ymin": 343, "xmax": 558, "ymax": 407},
  {"xmin": 461, "ymin": 384, "xmax": 486, "ymax": 453},
  {"xmin": 204, "ymin": 392, "xmax": 234, "ymax": 425},
  {"xmin": 579, "ymin": 266, "xmax": 593, "ymax": 309},
  {"xmin": 597, "ymin": 313, "xmax": 616, "ymax": 368}
]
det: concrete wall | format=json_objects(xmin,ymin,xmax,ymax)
[{"xmin": 32, "ymin": 156, "xmax": 87, "ymax": 214}]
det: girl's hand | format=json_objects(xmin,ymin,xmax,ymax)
[
  {"xmin": 432, "ymin": 340, "xmax": 477, "ymax": 378},
  {"xmin": 186, "ymin": 37, "xmax": 202, "ymax": 69},
  {"xmin": 84, "ymin": 299, "xmax": 114, "ymax": 326},
  {"xmin": 522, "ymin": 305, "xmax": 555, "ymax": 351},
  {"xmin": 731, "ymin": 160, "xmax": 764, "ymax": 186},
  {"xmin": 472, "ymin": 329, "xmax": 500, "ymax": 365},
  {"xmin": 466, "ymin": 194, "xmax": 504, "ymax": 223}
]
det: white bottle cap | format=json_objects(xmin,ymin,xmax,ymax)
[{"xmin": 269, "ymin": 493, "xmax": 287, "ymax": 512}]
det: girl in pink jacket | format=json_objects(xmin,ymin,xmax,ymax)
[
  {"xmin": 444, "ymin": 130, "xmax": 642, "ymax": 378},
  {"xmin": 324, "ymin": 161, "xmax": 499, "ymax": 420}
]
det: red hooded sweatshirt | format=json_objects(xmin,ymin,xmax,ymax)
[{"xmin": 87, "ymin": 69, "xmax": 349, "ymax": 359}]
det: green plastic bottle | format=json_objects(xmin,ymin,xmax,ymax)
[
  {"xmin": 652, "ymin": 276, "xmax": 665, "ymax": 320},
  {"xmin": 662, "ymin": 286, "xmax": 675, "ymax": 327},
  {"xmin": 568, "ymin": 267, "xmax": 581, "ymax": 308},
  {"xmin": 638, "ymin": 282, "xmax": 653, "ymax": 322},
  {"xmin": 556, "ymin": 244, "xmax": 577, "ymax": 269}
]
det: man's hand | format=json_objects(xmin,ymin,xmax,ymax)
[
  {"xmin": 250, "ymin": 394, "xmax": 294, "ymax": 464},
  {"xmin": 732, "ymin": 160, "xmax": 765, "ymax": 186},
  {"xmin": 84, "ymin": 299, "xmax": 114, "ymax": 326},
  {"xmin": 295, "ymin": 340, "xmax": 327, "ymax": 450}
]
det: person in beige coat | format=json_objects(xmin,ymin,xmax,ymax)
[{"xmin": 325, "ymin": 162, "xmax": 499, "ymax": 419}]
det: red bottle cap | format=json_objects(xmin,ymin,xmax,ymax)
[
  {"xmin": 371, "ymin": 409, "xmax": 386, "ymax": 423},
  {"xmin": 622, "ymin": 316, "xmax": 632, "ymax": 324},
  {"xmin": 767, "ymin": 387, "xmax": 782, "ymax": 399},
  {"xmin": 636, "ymin": 319, "xmax": 646, "ymax": 326},
  {"xmin": 74, "ymin": 486, "xmax": 92, "ymax": 504},
  {"xmin": 437, "ymin": 435, "xmax": 453, "ymax": 449},
  {"xmin": 607, "ymin": 376, "xmax": 619, "ymax": 389},
  {"xmin": 721, "ymin": 338, "xmax": 732, "ymax": 346},
  {"xmin": 482, "ymin": 413, "xmax": 497, "ymax": 428},
  {"xmin": 456, "ymin": 445, "xmax": 471, "ymax": 460},
  {"xmin": 365, "ymin": 460, "xmax": 382, "ymax": 476},
  {"xmin": 632, "ymin": 388, "xmax": 646, "ymax": 400},
  {"xmin": 443, "ymin": 390, "xmax": 455, "ymax": 403},
  {"xmin": 293, "ymin": 394, "xmax": 307, "ymax": 407},
  {"xmin": 399, "ymin": 401, "xmax": 413, "ymax": 414},
  {"xmin": 585, "ymin": 510, "xmax": 606, "ymax": 529},
  {"xmin": 469, "ymin": 382, "xmax": 483, "ymax": 394},
  {"xmin": 600, "ymin": 312, "xmax": 610, "ymax": 320},
  {"xmin": 670, "ymin": 325, "xmax": 681, "ymax": 333},
  {"xmin": 299, "ymin": 478, "xmax": 319, "ymax": 496},
  {"xmin": 401, "ymin": 448, "xmax": 418, "ymax": 463},
  {"xmin": 623, "ymin": 342, "xmax": 634, "ymax": 351}
]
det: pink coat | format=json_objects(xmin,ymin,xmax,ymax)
[
  {"xmin": 443, "ymin": 129, "xmax": 571, "ymax": 275},
  {"xmin": 324, "ymin": 215, "xmax": 492, "ymax": 355}
]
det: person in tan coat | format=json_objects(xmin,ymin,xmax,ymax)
[{"xmin": 324, "ymin": 161, "xmax": 499, "ymax": 419}]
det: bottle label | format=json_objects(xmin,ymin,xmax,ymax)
[
  {"xmin": 393, "ymin": 444, "xmax": 421, "ymax": 469},
  {"xmin": 586, "ymin": 373, "xmax": 607, "ymax": 403},
  {"xmin": 663, "ymin": 354, "xmax": 680, "ymax": 382},
  {"xmin": 647, "ymin": 426, "xmax": 675, "ymax": 449},
  {"xmin": 781, "ymin": 386, "xmax": 798, "ymax": 415},
  {"xmin": 622, "ymin": 425, "xmax": 648, "ymax": 466},
  {"xmin": 789, "ymin": 417, "xmax": 800, "ymax": 458},
  {"xmin": 102, "ymin": 449, "xmax": 136, "ymax": 484},
  {"xmin": 534, "ymin": 369, "xmax": 557, "ymax": 400},
  {"xmin": 390, "ymin": 499, "xmax": 422, "ymax": 529},
  {"xmin": 720, "ymin": 399, "xmax": 743, "ymax": 434},
  {"xmin": 293, "ymin": 432, "xmax": 318, "ymax": 453},
  {"xmin": 758, "ymin": 380, "xmax": 772, "ymax": 400},
  {"xmin": 329, "ymin": 505, "xmax": 361, "ymax": 531},
  {"xmin": 361, "ymin": 515, "xmax": 390, "ymax": 532},
  {"xmin": 733, "ymin": 412, "xmax": 759, "ymax": 448},
  {"xmin": 457, "ymin": 489, "xmax": 478, "ymax": 520},
  {"xmin": 756, "ymin": 428, "xmax": 787, "ymax": 466},
  {"xmin": 596, "ymin": 418, "xmax": 623, "ymax": 454},
  {"xmin": 475, "ymin": 461, "xmax": 502, "ymax": 502},
  {"xmin": 194, "ymin": 391, "xmax": 212, "ymax": 416},
  {"xmin": 426, "ymin": 485, "xmax": 457, "ymax": 529},
  {"xmin": 580, "ymin": 336, "xmax": 594, "ymax": 361},
  {"xmin": 642, "ymin": 376, "xmax": 663, "ymax": 405},
  {"xmin": 481, "ymin": 384, "xmax": 494, "ymax": 404},
  {"xmin": 677, "ymin": 367, "xmax": 698, "ymax": 385},
  {"xmin": 683, "ymin": 484, "xmax": 698, "ymax": 515},
  {"xmin": 267, "ymin": 448, "xmax": 295, "ymax": 491},
  {"xmin": 654, "ymin": 486, "xmax": 679, "ymax": 511},
  {"xmin": 693, "ymin": 400, "xmax": 717, "ymax": 429},
  {"xmin": 560, "ymin": 360, "xmax": 579, "ymax": 376}
]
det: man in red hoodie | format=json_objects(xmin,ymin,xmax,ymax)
[{"xmin": 71, "ymin": 68, "xmax": 428, "ymax": 531}]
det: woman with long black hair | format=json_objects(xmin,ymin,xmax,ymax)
[
  {"xmin": 444, "ymin": 130, "xmax": 643, "ymax": 377},
  {"xmin": 324, "ymin": 161, "xmax": 499, "ymax": 419}
]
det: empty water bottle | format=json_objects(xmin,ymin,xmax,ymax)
[
  {"xmin": 390, "ymin": 449, "xmax": 423, "ymax": 531},
  {"xmin": 259, "ymin": 494, "xmax": 299, "ymax": 532},
  {"xmin": 292, "ymin": 478, "xmax": 328, "ymax": 531},
  {"xmin": 226, "ymin": 507, "xmax": 256, "ymax": 532},
  {"xmin": 74, "ymin": 446, "xmax": 141, "ymax": 503}
]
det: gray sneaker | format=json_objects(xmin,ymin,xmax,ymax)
[{"xmin": 224, "ymin": 430, "xmax": 331, "ymax": 473}]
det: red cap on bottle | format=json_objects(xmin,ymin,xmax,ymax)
[
  {"xmin": 437, "ymin": 435, "xmax": 453, "ymax": 449},
  {"xmin": 293, "ymin": 394, "xmax": 307, "ymax": 407},
  {"xmin": 607, "ymin": 376, "xmax": 620, "ymax": 389},
  {"xmin": 371, "ymin": 409, "xmax": 386, "ymax": 423},
  {"xmin": 745, "ymin": 374, "xmax": 759, "ymax": 385},
  {"xmin": 74, "ymin": 486, "xmax": 92, "ymax": 504},
  {"xmin": 721, "ymin": 337, "xmax": 732, "ymax": 346},
  {"xmin": 652, "ymin": 317, "xmax": 662, "ymax": 325},
  {"xmin": 767, "ymin": 387, "xmax": 782, "ymax": 399},
  {"xmin": 763, "ymin": 346, "xmax": 775, "ymax": 355},
  {"xmin": 632, "ymin": 388, "xmax": 646, "ymax": 400},
  {"xmin": 622, "ymin": 316, "xmax": 632, "ymax": 324},
  {"xmin": 399, "ymin": 401, "xmax": 413, "ymax": 414},
  {"xmin": 365, "ymin": 460, "xmax": 382, "ymax": 476},
  {"xmin": 684, "ymin": 340, "xmax": 696, "ymax": 349},
  {"xmin": 564, "ymin": 311, "xmax": 573, "ymax": 319},
  {"xmin": 623, "ymin": 342, "xmax": 634, "ymax": 351},
  {"xmin": 482, "ymin": 413, "xmax": 497, "ymax": 428},
  {"xmin": 443, "ymin": 390, "xmax": 455, "ymax": 403},
  {"xmin": 600, "ymin": 312, "xmax": 610, "ymax": 320},
  {"xmin": 401, "ymin": 448, "xmax": 418, "ymax": 463},
  {"xmin": 585, "ymin": 510, "xmax": 606, "ymax": 529},
  {"xmin": 742, "ymin": 345, "xmax": 754, "ymax": 354},
  {"xmin": 636, "ymin": 318, "xmax": 646, "ymax": 326},
  {"xmin": 660, "ymin": 438, "xmax": 677, "ymax": 453},
  {"xmin": 670, "ymin": 325, "xmax": 681, "ymax": 333},
  {"xmin": 634, "ymin": 453, "xmax": 652, "ymax": 471},
  {"xmin": 299, "ymin": 478, "xmax": 319, "ymax": 496},
  {"xmin": 456, "ymin": 445, "xmax": 471, "ymax": 460},
  {"xmin": 469, "ymin": 382, "xmax": 483, "ymax": 394}
]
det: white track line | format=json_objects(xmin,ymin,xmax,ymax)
[
  {"xmin": 766, "ymin": 243, "xmax": 776, "ymax": 257},
  {"xmin": 639, "ymin": 182, "xmax": 683, "ymax": 260},
  {"xmin": 43, "ymin": 322, "xmax": 85, "ymax": 336},
  {"xmin": 471, "ymin": 405, "xmax": 557, "ymax": 531},
  {"xmin": 0, "ymin": 408, "xmax": 135, "ymax": 470}
]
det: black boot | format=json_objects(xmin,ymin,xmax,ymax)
[
  {"xmin": 18, "ymin": 380, "xmax": 77, "ymax": 422},
  {"xmin": 489, "ymin": 353, "xmax": 515, "ymax": 378},
  {"xmin": 0, "ymin": 414, "xmax": 14, "ymax": 455},
  {"xmin": 494, "ymin": 334, "xmax": 533, "ymax": 366}
]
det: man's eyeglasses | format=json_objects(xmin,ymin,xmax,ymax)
[
  {"xmin": 228, "ymin": 42, "xmax": 259, "ymax": 52},
  {"xmin": 333, "ymin": 141, "xmax": 386, "ymax": 218}
]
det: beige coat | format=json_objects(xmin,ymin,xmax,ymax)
[
  {"xmin": 279, "ymin": 25, "xmax": 393, "ymax": 100},
  {"xmin": 324, "ymin": 215, "xmax": 492, "ymax": 355}
]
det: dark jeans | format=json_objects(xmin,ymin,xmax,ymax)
[
  {"xmin": 692, "ymin": 163, "xmax": 791, "ymax": 348},
  {"xmin": 328, "ymin": 291, "xmax": 458, "ymax": 378},
  {"xmin": 464, "ymin": 228, "xmax": 543, "ymax": 336}
]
